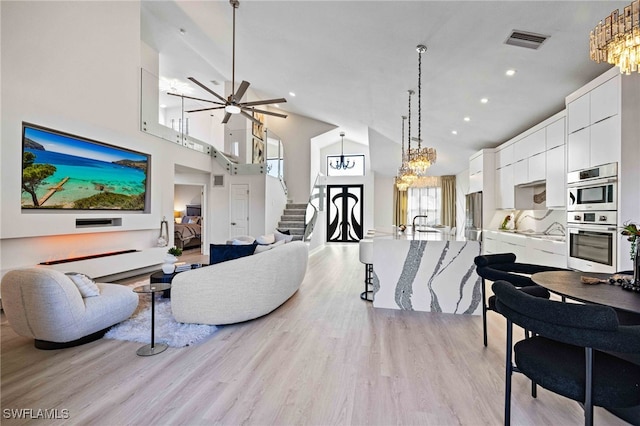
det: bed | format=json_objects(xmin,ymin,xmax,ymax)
[{"xmin": 175, "ymin": 205, "xmax": 202, "ymax": 250}]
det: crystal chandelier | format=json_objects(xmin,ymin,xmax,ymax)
[
  {"xmin": 590, "ymin": 1, "xmax": 640, "ymax": 75},
  {"xmin": 329, "ymin": 132, "xmax": 355, "ymax": 170},
  {"xmin": 407, "ymin": 45, "xmax": 437, "ymax": 175},
  {"xmin": 396, "ymin": 114, "xmax": 415, "ymax": 189}
]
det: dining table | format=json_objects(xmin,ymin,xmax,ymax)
[{"xmin": 531, "ymin": 270, "xmax": 640, "ymax": 315}]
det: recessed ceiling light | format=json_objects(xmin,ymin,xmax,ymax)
[
  {"xmin": 451, "ymin": 130, "xmax": 458, "ymax": 135},
  {"xmin": 464, "ymin": 117, "xmax": 471, "ymax": 122},
  {"xmin": 273, "ymin": 104, "xmax": 280, "ymax": 108},
  {"xmin": 289, "ymin": 92, "xmax": 296, "ymax": 97},
  {"xmin": 506, "ymin": 69, "xmax": 517, "ymax": 76},
  {"xmin": 159, "ymin": 104, "xmax": 167, "ymax": 108},
  {"xmin": 481, "ymin": 98, "xmax": 489, "ymax": 104}
]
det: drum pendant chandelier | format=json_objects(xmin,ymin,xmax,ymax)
[
  {"xmin": 589, "ymin": 1, "xmax": 640, "ymax": 75},
  {"xmin": 407, "ymin": 45, "xmax": 437, "ymax": 175}
]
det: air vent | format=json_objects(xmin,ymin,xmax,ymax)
[
  {"xmin": 213, "ymin": 174, "xmax": 224, "ymax": 187},
  {"xmin": 505, "ymin": 30, "xmax": 549, "ymax": 50}
]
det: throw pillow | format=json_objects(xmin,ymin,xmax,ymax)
[
  {"xmin": 256, "ymin": 234, "xmax": 275, "ymax": 245},
  {"xmin": 209, "ymin": 243, "xmax": 257, "ymax": 265},
  {"xmin": 181, "ymin": 216, "xmax": 190, "ymax": 224},
  {"xmin": 65, "ymin": 272, "xmax": 100, "ymax": 297},
  {"xmin": 255, "ymin": 239, "xmax": 285, "ymax": 254},
  {"xmin": 274, "ymin": 230, "xmax": 294, "ymax": 243}
]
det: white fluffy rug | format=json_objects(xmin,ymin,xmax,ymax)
[{"xmin": 104, "ymin": 286, "xmax": 217, "ymax": 348}]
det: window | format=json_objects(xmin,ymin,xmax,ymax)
[
  {"xmin": 407, "ymin": 186, "xmax": 441, "ymax": 227},
  {"xmin": 326, "ymin": 154, "xmax": 365, "ymax": 177}
]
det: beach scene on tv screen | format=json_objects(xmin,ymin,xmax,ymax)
[{"xmin": 21, "ymin": 126, "xmax": 148, "ymax": 210}]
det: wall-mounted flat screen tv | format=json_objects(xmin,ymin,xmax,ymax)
[{"xmin": 21, "ymin": 123, "xmax": 150, "ymax": 211}]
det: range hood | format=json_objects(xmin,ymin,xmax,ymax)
[{"xmin": 515, "ymin": 179, "xmax": 545, "ymax": 188}]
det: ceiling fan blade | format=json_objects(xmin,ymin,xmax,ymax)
[
  {"xmin": 186, "ymin": 106, "xmax": 226, "ymax": 113},
  {"xmin": 221, "ymin": 112, "xmax": 232, "ymax": 124},
  {"xmin": 167, "ymin": 92, "xmax": 225, "ymax": 106},
  {"xmin": 243, "ymin": 107, "xmax": 288, "ymax": 119},
  {"xmin": 187, "ymin": 77, "xmax": 228, "ymax": 104},
  {"xmin": 240, "ymin": 110, "xmax": 262, "ymax": 125},
  {"xmin": 241, "ymin": 98, "xmax": 287, "ymax": 107},
  {"xmin": 233, "ymin": 80, "xmax": 250, "ymax": 102}
]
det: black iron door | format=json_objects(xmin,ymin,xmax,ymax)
[{"xmin": 326, "ymin": 185, "xmax": 363, "ymax": 242}]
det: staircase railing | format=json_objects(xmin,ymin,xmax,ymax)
[{"xmin": 303, "ymin": 173, "xmax": 325, "ymax": 241}]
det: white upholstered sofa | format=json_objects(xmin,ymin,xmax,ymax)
[
  {"xmin": 1, "ymin": 268, "xmax": 138, "ymax": 349},
  {"xmin": 171, "ymin": 240, "xmax": 308, "ymax": 325}
]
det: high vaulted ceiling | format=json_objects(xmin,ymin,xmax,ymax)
[{"xmin": 141, "ymin": 0, "xmax": 627, "ymax": 177}]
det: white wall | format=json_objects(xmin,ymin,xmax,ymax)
[
  {"xmin": 0, "ymin": 1, "xmax": 214, "ymax": 275},
  {"xmin": 174, "ymin": 185, "xmax": 203, "ymax": 217},
  {"xmin": 456, "ymin": 169, "xmax": 470, "ymax": 240},
  {"xmin": 374, "ymin": 174, "xmax": 394, "ymax": 232},
  {"xmin": 266, "ymin": 110, "xmax": 336, "ymax": 203},
  {"xmin": 264, "ymin": 176, "xmax": 288, "ymax": 233}
]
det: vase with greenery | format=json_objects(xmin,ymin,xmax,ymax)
[
  {"xmin": 167, "ymin": 246, "xmax": 183, "ymax": 257},
  {"xmin": 162, "ymin": 246, "xmax": 182, "ymax": 274},
  {"xmin": 620, "ymin": 221, "xmax": 640, "ymax": 283}
]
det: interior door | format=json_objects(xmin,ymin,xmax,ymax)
[
  {"xmin": 326, "ymin": 184, "xmax": 363, "ymax": 242},
  {"xmin": 229, "ymin": 184, "xmax": 249, "ymax": 238}
]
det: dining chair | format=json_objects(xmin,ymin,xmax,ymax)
[
  {"xmin": 474, "ymin": 253, "xmax": 565, "ymax": 347},
  {"xmin": 492, "ymin": 280, "xmax": 640, "ymax": 426}
]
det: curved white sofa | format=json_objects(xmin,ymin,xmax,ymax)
[
  {"xmin": 171, "ymin": 241, "xmax": 308, "ymax": 325},
  {"xmin": 1, "ymin": 268, "xmax": 138, "ymax": 349}
]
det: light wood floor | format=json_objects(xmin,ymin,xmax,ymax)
[{"xmin": 0, "ymin": 244, "xmax": 628, "ymax": 425}]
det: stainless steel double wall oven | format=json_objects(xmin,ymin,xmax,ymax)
[{"xmin": 566, "ymin": 162, "xmax": 618, "ymax": 273}]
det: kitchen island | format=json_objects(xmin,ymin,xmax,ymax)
[{"xmin": 370, "ymin": 228, "xmax": 482, "ymax": 315}]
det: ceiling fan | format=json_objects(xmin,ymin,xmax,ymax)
[{"xmin": 168, "ymin": 0, "xmax": 287, "ymax": 125}]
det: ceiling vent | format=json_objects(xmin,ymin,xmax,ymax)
[{"xmin": 505, "ymin": 30, "xmax": 549, "ymax": 50}]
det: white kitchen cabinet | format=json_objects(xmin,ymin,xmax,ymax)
[
  {"xmin": 496, "ymin": 164, "xmax": 514, "ymax": 209},
  {"xmin": 528, "ymin": 152, "xmax": 545, "ymax": 182},
  {"xmin": 526, "ymin": 238, "xmax": 567, "ymax": 268},
  {"xmin": 567, "ymin": 93, "xmax": 590, "ymax": 133},
  {"xmin": 529, "ymin": 129, "xmax": 546, "ymax": 156},
  {"xmin": 590, "ymin": 116, "xmax": 620, "ymax": 167},
  {"xmin": 567, "ymin": 115, "xmax": 620, "ymax": 171},
  {"xmin": 546, "ymin": 118, "xmax": 565, "ymax": 150},
  {"xmin": 513, "ymin": 159, "xmax": 528, "ymax": 186},
  {"xmin": 545, "ymin": 145, "xmax": 566, "ymax": 207},
  {"xmin": 469, "ymin": 154, "xmax": 483, "ymax": 175},
  {"xmin": 590, "ymin": 76, "xmax": 619, "ymax": 124},
  {"xmin": 567, "ymin": 127, "xmax": 590, "ymax": 172},
  {"xmin": 482, "ymin": 231, "xmax": 500, "ymax": 255},
  {"xmin": 468, "ymin": 150, "xmax": 494, "ymax": 194},
  {"xmin": 496, "ymin": 143, "xmax": 514, "ymax": 168},
  {"xmin": 501, "ymin": 233, "xmax": 527, "ymax": 260}
]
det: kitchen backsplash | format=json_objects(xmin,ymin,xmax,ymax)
[{"xmin": 489, "ymin": 209, "xmax": 566, "ymax": 235}]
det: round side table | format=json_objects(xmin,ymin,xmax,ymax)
[{"xmin": 132, "ymin": 283, "xmax": 171, "ymax": 356}]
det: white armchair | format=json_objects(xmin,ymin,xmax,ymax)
[{"xmin": 1, "ymin": 268, "xmax": 138, "ymax": 349}]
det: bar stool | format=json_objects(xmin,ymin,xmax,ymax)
[{"xmin": 359, "ymin": 239, "xmax": 373, "ymax": 301}]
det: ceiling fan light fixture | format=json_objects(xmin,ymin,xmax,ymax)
[{"xmin": 225, "ymin": 104, "xmax": 241, "ymax": 114}]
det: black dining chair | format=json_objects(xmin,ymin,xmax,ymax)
[
  {"xmin": 492, "ymin": 280, "xmax": 640, "ymax": 426},
  {"xmin": 474, "ymin": 253, "xmax": 566, "ymax": 347}
]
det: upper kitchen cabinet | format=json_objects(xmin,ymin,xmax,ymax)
[
  {"xmin": 495, "ymin": 111, "xmax": 566, "ymax": 210},
  {"xmin": 468, "ymin": 149, "xmax": 495, "ymax": 194},
  {"xmin": 565, "ymin": 69, "xmax": 625, "ymax": 172},
  {"xmin": 567, "ymin": 93, "xmax": 589, "ymax": 133},
  {"xmin": 590, "ymin": 76, "xmax": 619, "ymax": 124}
]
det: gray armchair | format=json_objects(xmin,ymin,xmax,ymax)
[{"xmin": 1, "ymin": 268, "xmax": 138, "ymax": 349}]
